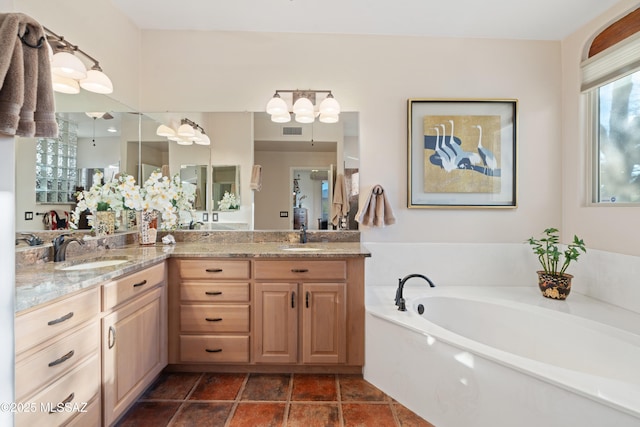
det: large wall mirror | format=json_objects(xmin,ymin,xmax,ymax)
[{"xmin": 15, "ymin": 98, "xmax": 359, "ymax": 232}]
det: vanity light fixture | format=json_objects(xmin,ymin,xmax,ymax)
[
  {"xmin": 155, "ymin": 118, "xmax": 210, "ymax": 146},
  {"xmin": 45, "ymin": 26, "xmax": 114, "ymax": 95},
  {"xmin": 266, "ymin": 90, "xmax": 341, "ymax": 124}
]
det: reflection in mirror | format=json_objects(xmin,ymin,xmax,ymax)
[
  {"xmin": 253, "ymin": 112, "xmax": 359, "ymax": 231},
  {"xmin": 212, "ymin": 166, "xmax": 240, "ymax": 211},
  {"xmin": 180, "ymin": 165, "xmax": 207, "ymax": 210}
]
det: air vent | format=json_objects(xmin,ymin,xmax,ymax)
[{"xmin": 282, "ymin": 126, "xmax": 303, "ymax": 136}]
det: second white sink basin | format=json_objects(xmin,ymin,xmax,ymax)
[{"xmin": 57, "ymin": 259, "xmax": 129, "ymax": 271}]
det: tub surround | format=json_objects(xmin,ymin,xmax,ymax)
[{"xmin": 15, "ymin": 231, "xmax": 369, "ymax": 313}]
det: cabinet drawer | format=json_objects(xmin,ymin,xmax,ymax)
[
  {"xmin": 178, "ymin": 260, "xmax": 250, "ymax": 280},
  {"xmin": 181, "ymin": 282, "xmax": 250, "ymax": 302},
  {"xmin": 15, "ymin": 354, "xmax": 99, "ymax": 427},
  {"xmin": 16, "ymin": 321, "xmax": 99, "ymax": 400},
  {"xmin": 180, "ymin": 335, "xmax": 249, "ymax": 363},
  {"xmin": 180, "ymin": 304, "xmax": 250, "ymax": 332},
  {"xmin": 64, "ymin": 395, "xmax": 100, "ymax": 427},
  {"xmin": 16, "ymin": 287, "xmax": 99, "ymax": 354},
  {"xmin": 254, "ymin": 260, "xmax": 347, "ymax": 280},
  {"xmin": 102, "ymin": 262, "xmax": 165, "ymax": 310}
]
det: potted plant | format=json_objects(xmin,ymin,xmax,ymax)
[{"xmin": 526, "ymin": 228, "xmax": 586, "ymax": 300}]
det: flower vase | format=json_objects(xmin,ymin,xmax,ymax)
[
  {"xmin": 94, "ymin": 211, "xmax": 115, "ymax": 237},
  {"xmin": 121, "ymin": 210, "xmax": 137, "ymax": 230},
  {"xmin": 137, "ymin": 210, "xmax": 158, "ymax": 245}
]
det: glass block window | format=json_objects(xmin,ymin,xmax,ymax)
[{"xmin": 35, "ymin": 115, "xmax": 78, "ymax": 204}]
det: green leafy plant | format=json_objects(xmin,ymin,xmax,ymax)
[{"xmin": 527, "ymin": 228, "xmax": 586, "ymax": 275}]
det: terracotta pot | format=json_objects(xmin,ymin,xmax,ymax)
[{"xmin": 537, "ymin": 271, "xmax": 573, "ymax": 300}]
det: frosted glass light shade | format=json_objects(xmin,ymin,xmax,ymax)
[
  {"xmin": 177, "ymin": 123, "xmax": 195, "ymax": 137},
  {"xmin": 195, "ymin": 133, "xmax": 211, "ymax": 145},
  {"xmin": 176, "ymin": 138, "xmax": 193, "ymax": 145},
  {"xmin": 319, "ymin": 96, "xmax": 340, "ymax": 115},
  {"xmin": 295, "ymin": 112, "xmax": 315, "ymax": 123},
  {"xmin": 271, "ymin": 112, "xmax": 291, "ymax": 123},
  {"xmin": 319, "ymin": 113, "xmax": 339, "ymax": 123},
  {"xmin": 266, "ymin": 96, "xmax": 288, "ymax": 115},
  {"xmin": 293, "ymin": 97, "xmax": 314, "ymax": 115},
  {"xmin": 80, "ymin": 69, "xmax": 113, "ymax": 94},
  {"xmin": 52, "ymin": 74, "xmax": 80, "ymax": 94},
  {"xmin": 51, "ymin": 52, "xmax": 87, "ymax": 79},
  {"xmin": 156, "ymin": 124, "xmax": 176, "ymax": 137}
]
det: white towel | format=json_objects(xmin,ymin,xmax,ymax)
[
  {"xmin": 331, "ymin": 173, "xmax": 349, "ymax": 227},
  {"xmin": 355, "ymin": 185, "xmax": 396, "ymax": 227},
  {"xmin": 250, "ymin": 164, "xmax": 262, "ymax": 191}
]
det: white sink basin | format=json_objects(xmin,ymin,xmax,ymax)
[
  {"xmin": 57, "ymin": 259, "xmax": 129, "ymax": 271},
  {"xmin": 280, "ymin": 246, "xmax": 322, "ymax": 252}
]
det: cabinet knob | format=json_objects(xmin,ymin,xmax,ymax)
[
  {"xmin": 205, "ymin": 348, "xmax": 222, "ymax": 353},
  {"xmin": 205, "ymin": 268, "xmax": 223, "ymax": 273},
  {"xmin": 133, "ymin": 279, "xmax": 147, "ymax": 287},
  {"xmin": 291, "ymin": 268, "xmax": 309, "ymax": 273},
  {"xmin": 205, "ymin": 317, "xmax": 223, "ymax": 322},
  {"xmin": 205, "ymin": 291, "xmax": 223, "ymax": 296},
  {"xmin": 108, "ymin": 326, "xmax": 116, "ymax": 349}
]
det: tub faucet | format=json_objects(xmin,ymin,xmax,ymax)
[
  {"xmin": 52, "ymin": 234, "xmax": 85, "ymax": 262},
  {"xmin": 299, "ymin": 224, "xmax": 307, "ymax": 244},
  {"xmin": 395, "ymin": 273, "xmax": 436, "ymax": 311}
]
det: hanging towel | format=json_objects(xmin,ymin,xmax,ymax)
[
  {"xmin": 250, "ymin": 164, "xmax": 262, "ymax": 191},
  {"xmin": 0, "ymin": 13, "xmax": 57, "ymax": 138},
  {"xmin": 355, "ymin": 185, "xmax": 396, "ymax": 227},
  {"xmin": 331, "ymin": 173, "xmax": 349, "ymax": 227}
]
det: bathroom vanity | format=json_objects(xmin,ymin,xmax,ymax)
[{"xmin": 14, "ymin": 233, "xmax": 369, "ymax": 426}]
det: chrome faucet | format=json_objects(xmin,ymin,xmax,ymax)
[
  {"xmin": 52, "ymin": 234, "xmax": 85, "ymax": 262},
  {"xmin": 394, "ymin": 273, "xmax": 436, "ymax": 311},
  {"xmin": 300, "ymin": 224, "xmax": 307, "ymax": 244}
]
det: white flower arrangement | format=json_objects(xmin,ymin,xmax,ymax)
[
  {"xmin": 71, "ymin": 170, "xmax": 194, "ymax": 231},
  {"xmin": 71, "ymin": 171, "xmax": 123, "ymax": 229},
  {"xmin": 218, "ymin": 191, "xmax": 239, "ymax": 211},
  {"xmin": 138, "ymin": 170, "xmax": 195, "ymax": 230}
]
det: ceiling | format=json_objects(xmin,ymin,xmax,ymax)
[{"xmin": 110, "ymin": 0, "xmax": 622, "ymax": 41}]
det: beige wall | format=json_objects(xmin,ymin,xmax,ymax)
[
  {"xmin": 561, "ymin": 0, "xmax": 640, "ymax": 256},
  {"xmin": 140, "ymin": 30, "xmax": 563, "ymax": 243}
]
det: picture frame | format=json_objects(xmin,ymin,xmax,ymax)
[{"xmin": 407, "ymin": 98, "xmax": 518, "ymax": 208}]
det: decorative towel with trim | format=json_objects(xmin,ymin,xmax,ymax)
[
  {"xmin": 0, "ymin": 13, "xmax": 57, "ymax": 137},
  {"xmin": 355, "ymin": 185, "xmax": 396, "ymax": 227},
  {"xmin": 331, "ymin": 173, "xmax": 349, "ymax": 227},
  {"xmin": 250, "ymin": 165, "xmax": 262, "ymax": 191}
]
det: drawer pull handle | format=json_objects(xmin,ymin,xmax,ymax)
[
  {"xmin": 205, "ymin": 291, "xmax": 223, "ymax": 296},
  {"xmin": 108, "ymin": 326, "xmax": 116, "ymax": 349},
  {"xmin": 291, "ymin": 291, "xmax": 296, "ymax": 308},
  {"xmin": 49, "ymin": 392, "xmax": 74, "ymax": 414},
  {"xmin": 47, "ymin": 311, "xmax": 74, "ymax": 326},
  {"xmin": 205, "ymin": 348, "xmax": 222, "ymax": 353},
  {"xmin": 306, "ymin": 291, "xmax": 310, "ymax": 308},
  {"xmin": 133, "ymin": 279, "xmax": 147, "ymax": 287},
  {"xmin": 205, "ymin": 317, "xmax": 223, "ymax": 322},
  {"xmin": 205, "ymin": 268, "xmax": 223, "ymax": 273},
  {"xmin": 291, "ymin": 268, "xmax": 309, "ymax": 273},
  {"xmin": 48, "ymin": 350, "xmax": 75, "ymax": 367}
]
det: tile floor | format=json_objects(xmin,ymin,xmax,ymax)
[{"xmin": 116, "ymin": 371, "xmax": 435, "ymax": 426}]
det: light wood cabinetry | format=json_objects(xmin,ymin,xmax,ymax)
[
  {"xmin": 170, "ymin": 259, "xmax": 251, "ymax": 364},
  {"xmin": 253, "ymin": 260, "xmax": 349, "ymax": 365},
  {"xmin": 15, "ymin": 287, "xmax": 100, "ymax": 427},
  {"xmin": 101, "ymin": 262, "xmax": 167, "ymax": 427}
]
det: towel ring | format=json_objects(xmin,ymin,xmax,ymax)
[{"xmin": 19, "ymin": 27, "xmax": 45, "ymax": 49}]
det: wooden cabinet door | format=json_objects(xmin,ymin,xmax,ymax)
[
  {"xmin": 102, "ymin": 286, "xmax": 167, "ymax": 426},
  {"xmin": 253, "ymin": 282, "xmax": 297, "ymax": 364},
  {"xmin": 301, "ymin": 283, "xmax": 346, "ymax": 364}
]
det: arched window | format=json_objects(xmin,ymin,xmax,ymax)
[{"xmin": 583, "ymin": 7, "xmax": 640, "ymax": 204}]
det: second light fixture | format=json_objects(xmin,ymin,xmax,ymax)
[{"xmin": 266, "ymin": 90, "xmax": 340, "ymax": 124}]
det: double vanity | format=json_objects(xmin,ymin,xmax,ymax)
[{"xmin": 14, "ymin": 232, "xmax": 369, "ymax": 426}]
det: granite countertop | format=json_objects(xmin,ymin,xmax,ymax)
[{"xmin": 15, "ymin": 241, "xmax": 370, "ymax": 313}]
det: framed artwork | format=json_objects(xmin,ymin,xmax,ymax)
[{"xmin": 407, "ymin": 98, "xmax": 518, "ymax": 208}]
